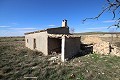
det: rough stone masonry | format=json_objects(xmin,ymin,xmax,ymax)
[{"xmin": 82, "ymin": 36, "xmax": 120, "ymax": 56}]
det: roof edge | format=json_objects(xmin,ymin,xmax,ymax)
[
  {"xmin": 24, "ymin": 27, "xmax": 68, "ymax": 35},
  {"xmin": 24, "ymin": 29, "xmax": 47, "ymax": 35}
]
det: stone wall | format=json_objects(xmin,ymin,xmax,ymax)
[
  {"xmin": 81, "ymin": 36, "xmax": 103, "ymax": 44},
  {"xmin": 81, "ymin": 35, "xmax": 120, "ymax": 57},
  {"xmin": 93, "ymin": 42, "xmax": 110, "ymax": 55},
  {"xmin": 110, "ymin": 45, "xmax": 120, "ymax": 57}
]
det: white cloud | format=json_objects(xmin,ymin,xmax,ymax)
[
  {"xmin": 48, "ymin": 24, "xmax": 55, "ymax": 27},
  {"xmin": 9, "ymin": 28, "xmax": 37, "ymax": 30},
  {"xmin": 86, "ymin": 27, "xmax": 108, "ymax": 30},
  {"xmin": 0, "ymin": 30, "xmax": 23, "ymax": 37},
  {"xmin": 102, "ymin": 20, "xmax": 116, "ymax": 23},
  {"xmin": 0, "ymin": 26, "xmax": 10, "ymax": 28},
  {"xmin": 0, "ymin": 27, "xmax": 37, "ymax": 37}
]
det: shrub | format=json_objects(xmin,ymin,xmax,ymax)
[{"xmin": 2, "ymin": 67, "xmax": 13, "ymax": 73}]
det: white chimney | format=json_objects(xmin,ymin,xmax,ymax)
[{"xmin": 62, "ymin": 19, "xmax": 67, "ymax": 27}]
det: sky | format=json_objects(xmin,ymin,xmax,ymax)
[{"xmin": 0, "ymin": 0, "xmax": 120, "ymax": 36}]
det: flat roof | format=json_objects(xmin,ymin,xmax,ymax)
[
  {"xmin": 24, "ymin": 29, "xmax": 47, "ymax": 35},
  {"xmin": 24, "ymin": 27, "xmax": 67, "ymax": 35}
]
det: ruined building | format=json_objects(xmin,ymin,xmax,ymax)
[{"xmin": 25, "ymin": 20, "xmax": 81, "ymax": 62}]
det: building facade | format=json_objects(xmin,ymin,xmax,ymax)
[{"xmin": 25, "ymin": 20, "xmax": 81, "ymax": 62}]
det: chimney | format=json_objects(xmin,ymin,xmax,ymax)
[{"xmin": 62, "ymin": 19, "xmax": 67, "ymax": 27}]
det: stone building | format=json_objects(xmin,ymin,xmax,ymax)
[{"xmin": 25, "ymin": 20, "xmax": 81, "ymax": 62}]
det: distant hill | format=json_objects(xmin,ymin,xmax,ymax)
[
  {"xmin": 0, "ymin": 36, "xmax": 24, "ymax": 38},
  {"xmin": 73, "ymin": 32, "xmax": 120, "ymax": 35}
]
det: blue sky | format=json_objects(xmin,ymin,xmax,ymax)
[{"xmin": 0, "ymin": 0, "xmax": 120, "ymax": 36}]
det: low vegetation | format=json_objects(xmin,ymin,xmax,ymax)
[
  {"xmin": 0, "ymin": 36, "xmax": 25, "ymax": 42},
  {"xmin": 0, "ymin": 37, "xmax": 120, "ymax": 80}
]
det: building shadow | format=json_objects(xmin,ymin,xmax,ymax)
[{"xmin": 74, "ymin": 43, "xmax": 93, "ymax": 58}]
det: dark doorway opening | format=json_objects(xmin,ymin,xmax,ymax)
[
  {"xmin": 33, "ymin": 38, "xmax": 36, "ymax": 49},
  {"xmin": 48, "ymin": 37, "xmax": 62, "ymax": 55},
  {"xmin": 74, "ymin": 43, "xmax": 93, "ymax": 58}
]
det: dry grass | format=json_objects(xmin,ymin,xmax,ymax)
[
  {"xmin": 0, "ymin": 36, "xmax": 25, "ymax": 42},
  {"xmin": 0, "ymin": 37, "xmax": 120, "ymax": 80}
]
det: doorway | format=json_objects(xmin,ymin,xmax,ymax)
[
  {"xmin": 48, "ymin": 37, "xmax": 61, "ymax": 55},
  {"xmin": 33, "ymin": 38, "xmax": 36, "ymax": 49}
]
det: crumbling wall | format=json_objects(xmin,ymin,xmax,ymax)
[
  {"xmin": 81, "ymin": 36, "xmax": 103, "ymax": 44},
  {"xmin": 81, "ymin": 36, "xmax": 120, "ymax": 56},
  {"xmin": 110, "ymin": 45, "xmax": 120, "ymax": 57},
  {"xmin": 93, "ymin": 42, "xmax": 110, "ymax": 55}
]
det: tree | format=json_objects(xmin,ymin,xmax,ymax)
[
  {"xmin": 83, "ymin": 0, "xmax": 120, "ymax": 29},
  {"xmin": 70, "ymin": 28, "xmax": 75, "ymax": 33}
]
